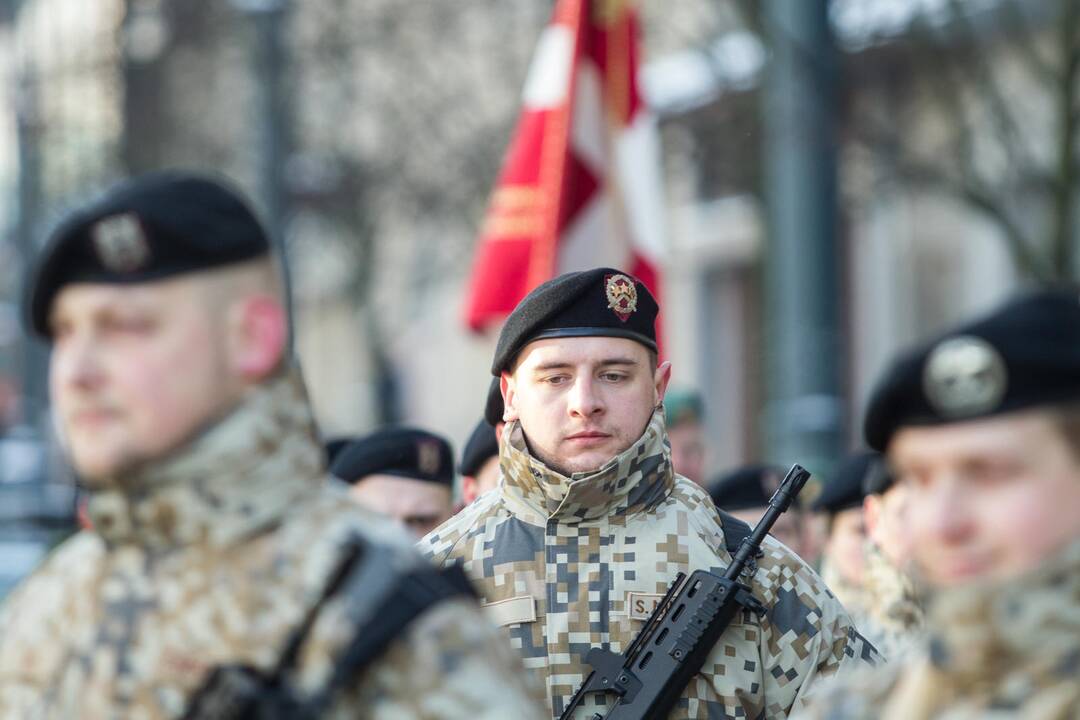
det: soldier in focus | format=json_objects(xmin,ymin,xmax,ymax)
[
  {"xmin": 419, "ymin": 268, "xmax": 879, "ymax": 719},
  {"xmin": 796, "ymin": 291, "xmax": 1080, "ymax": 720},
  {"xmin": 0, "ymin": 172, "xmax": 545, "ymax": 719},
  {"xmin": 330, "ymin": 427, "xmax": 456, "ymax": 538},
  {"xmin": 811, "ymin": 452, "xmax": 872, "ymax": 622}
]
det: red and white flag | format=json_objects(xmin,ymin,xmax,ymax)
[{"xmin": 463, "ymin": 0, "xmax": 666, "ymax": 339}]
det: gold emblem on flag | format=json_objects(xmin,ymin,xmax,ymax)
[
  {"xmin": 91, "ymin": 213, "xmax": 151, "ymax": 273},
  {"xmin": 605, "ymin": 273, "xmax": 638, "ymax": 322},
  {"xmin": 922, "ymin": 335, "xmax": 1008, "ymax": 418}
]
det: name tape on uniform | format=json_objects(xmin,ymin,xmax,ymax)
[
  {"xmin": 480, "ymin": 595, "xmax": 537, "ymax": 627},
  {"xmin": 626, "ymin": 591, "xmax": 665, "ymax": 621}
]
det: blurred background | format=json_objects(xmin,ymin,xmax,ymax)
[{"xmin": 0, "ymin": 0, "xmax": 1076, "ymax": 590}]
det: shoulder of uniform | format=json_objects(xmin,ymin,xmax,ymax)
[
  {"xmin": 284, "ymin": 477, "xmax": 417, "ymax": 549},
  {"xmin": 417, "ymin": 490, "xmax": 504, "ymax": 564},
  {"xmin": 0, "ymin": 532, "xmax": 103, "ymax": 644},
  {"xmin": 665, "ymin": 475, "xmax": 727, "ymax": 542},
  {"xmin": 795, "ymin": 653, "xmax": 904, "ymax": 717}
]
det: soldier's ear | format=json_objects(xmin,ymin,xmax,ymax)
[
  {"xmin": 654, "ymin": 361, "xmax": 672, "ymax": 406},
  {"xmin": 229, "ymin": 294, "xmax": 287, "ymax": 382},
  {"xmin": 501, "ymin": 372, "xmax": 519, "ymax": 422}
]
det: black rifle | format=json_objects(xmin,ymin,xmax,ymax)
[{"xmin": 558, "ymin": 464, "xmax": 811, "ymax": 720}]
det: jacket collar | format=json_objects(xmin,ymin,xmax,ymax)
[
  {"xmin": 498, "ymin": 409, "xmax": 674, "ymax": 524},
  {"xmin": 85, "ymin": 368, "xmax": 326, "ymax": 553},
  {"xmin": 924, "ymin": 537, "xmax": 1080, "ymax": 686}
]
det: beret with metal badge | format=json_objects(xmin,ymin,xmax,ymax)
[
  {"xmin": 491, "ymin": 267, "xmax": 659, "ymax": 375},
  {"xmin": 330, "ymin": 427, "xmax": 455, "ymax": 487},
  {"xmin": 864, "ymin": 289, "xmax": 1080, "ymax": 451},
  {"xmin": 25, "ymin": 170, "xmax": 270, "ymax": 339}
]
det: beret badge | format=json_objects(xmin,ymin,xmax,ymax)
[
  {"xmin": 605, "ymin": 273, "xmax": 638, "ymax": 322},
  {"xmin": 922, "ymin": 335, "xmax": 1008, "ymax": 418},
  {"xmin": 417, "ymin": 438, "xmax": 442, "ymax": 477},
  {"xmin": 91, "ymin": 213, "xmax": 150, "ymax": 273}
]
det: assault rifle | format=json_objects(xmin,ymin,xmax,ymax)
[{"xmin": 558, "ymin": 464, "xmax": 811, "ymax": 720}]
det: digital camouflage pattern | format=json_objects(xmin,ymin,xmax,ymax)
[
  {"xmin": 793, "ymin": 538, "xmax": 1080, "ymax": 720},
  {"xmin": 0, "ymin": 371, "xmax": 545, "ymax": 720},
  {"xmin": 859, "ymin": 541, "xmax": 924, "ymax": 661},
  {"xmin": 418, "ymin": 411, "xmax": 881, "ymax": 719}
]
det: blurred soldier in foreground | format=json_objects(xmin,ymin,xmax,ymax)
[
  {"xmin": 330, "ymin": 427, "xmax": 455, "ymax": 538},
  {"xmin": 811, "ymin": 452, "xmax": 871, "ymax": 621},
  {"xmin": 420, "ymin": 268, "xmax": 878, "ymax": 719},
  {"xmin": 796, "ymin": 291, "xmax": 1080, "ymax": 720},
  {"xmin": 458, "ymin": 379, "xmax": 506, "ymax": 506},
  {"xmin": 663, "ymin": 387, "xmax": 707, "ymax": 485},
  {"xmin": 859, "ymin": 449, "xmax": 923, "ymax": 660},
  {"xmin": 709, "ymin": 464, "xmax": 818, "ymax": 562},
  {"xmin": 0, "ymin": 172, "xmax": 544, "ymax": 718}
]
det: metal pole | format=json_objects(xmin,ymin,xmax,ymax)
[
  {"xmin": 761, "ymin": 0, "xmax": 843, "ymax": 475},
  {"xmin": 12, "ymin": 9, "xmax": 47, "ymax": 434},
  {"xmin": 234, "ymin": 0, "xmax": 294, "ymax": 351}
]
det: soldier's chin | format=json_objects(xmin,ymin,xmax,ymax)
[{"xmin": 71, "ymin": 451, "xmax": 138, "ymax": 490}]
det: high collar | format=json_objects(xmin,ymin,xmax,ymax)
[
  {"xmin": 865, "ymin": 540, "xmax": 925, "ymax": 633},
  {"xmin": 924, "ymin": 537, "xmax": 1080, "ymax": 686},
  {"xmin": 85, "ymin": 369, "xmax": 326, "ymax": 553},
  {"xmin": 498, "ymin": 409, "xmax": 674, "ymax": 524}
]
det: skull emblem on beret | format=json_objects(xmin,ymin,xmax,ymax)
[{"xmin": 922, "ymin": 335, "xmax": 1008, "ymax": 418}]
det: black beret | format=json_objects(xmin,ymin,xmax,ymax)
[
  {"xmin": 459, "ymin": 418, "xmax": 500, "ymax": 477},
  {"xmin": 707, "ymin": 464, "xmax": 785, "ymax": 511},
  {"xmin": 864, "ymin": 290, "xmax": 1080, "ymax": 451},
  {"xmin": 26, "ymin": 171, "xmax": 270, "ymax": 339},
  {"xmin": 330, "ymin": 427, "xmax": 455, "ymax": 487},
  {"xmin": 324, "ymin": 437, "xmax": 353, "ymax": 466},
  {"xmin": 811, "ymin": 451, "xmax": 876, "ymax": 513},
  {"xmin": 484, "ymin": 377, "xmax": 505, "ymax": 426},
  {"xmin": 491, "ymin": 268, "xmax": 659, "ymax": 375}
]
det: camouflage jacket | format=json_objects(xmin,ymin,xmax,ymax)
[
  {"xmin": 859, "ymin": 541, "xmax": 924, "ymax": 661},
  {"xmin": 418, "ymin": 411, "xmax": 880, "ymax": 719},
  {"xmin": 819, "ymin": 557, "xmax": 871, "ymax": 630},
  {"xmin": 793, "ymin": 538, "xmax": 1080, "ymax": 720},
  {"xmin": 0, "ymin": 371, "xmax": 544, "ymax": 720}
]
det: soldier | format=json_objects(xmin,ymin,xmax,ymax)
[
  {"xmin": 811, "ymin": 452, "xmax": 872, "ymax": 622},
  {"xmin": 459, "ymin": 379, "xmax": 505, "ymax": 506},
  {"xmin": 795, "ymin": 290, "xmax": 1080, "ymax": 719},
  {"xmin": 663, "ymin": 387, "xmax": 707, "ymax": 485},
  {"xmin": 419, "ymin": 268, "xmax": 879, "ymax": 719},
  {"xmin": 330, "ymin": 427, "xmax": 456, "ymax": 538},
  {"xmin": 859, "ymin": 450, "xmax": 923, "ymax": 660},
  {"xmin": 0, "ymin": 172, "xmax": 545, "ymax": 718}
]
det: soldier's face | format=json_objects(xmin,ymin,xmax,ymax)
[
  {"xmin": 348, "ymin": 474, "xmax": 453, "ymax": 538},
  {"xmin": 504, "ymin": 337, "xmax": 671, "ymax": 476},
  {"xmin": 863, "ymin": 483, "xmax": 914, "ymax": 568},
  {"xmin": 48, "ymin": 281, "xmax": 238, "ymax": 485},
  {"xmin": 824, "ymin": 507, "xmax": 867, "ymax": 586},
  {"xmin": 667, "ymin": 419, "xmax": 706, "ymax": 485},
  {"xmin": 890, "ymin": 410, "xmax": 1080, "ymax": 588}
]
